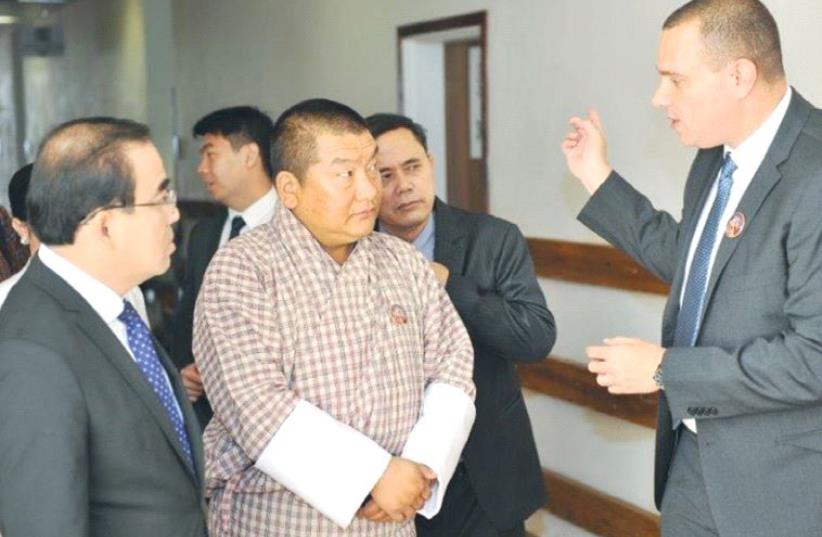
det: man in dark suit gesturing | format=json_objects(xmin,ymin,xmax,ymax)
[
  {"xmin": 563, "ymin": 1, "xmax": 822, "ymax": 536},
  {"xmin": 173, "ymin": 106, "xmax": 276, "ymax": 428},
  {"xmin": 0, "ymin": 118, "xmax": 205, "ymax": 537},
  {"xmin": 367, "ymin": 113, "xmax": 556, "ymax": 537}
]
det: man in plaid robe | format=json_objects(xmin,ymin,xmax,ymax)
[{"xmin": 193, "ymin": 98, "xmax": 476, "ymax": 536}]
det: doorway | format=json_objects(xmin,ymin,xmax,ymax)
[{"xmin": 398, "ymin": 11, "xmax": 488, "ymax": 214}]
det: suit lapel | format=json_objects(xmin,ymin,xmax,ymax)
[
  {"xmin": 433, "ymin": 198, "xmax": 467, "ymax": 271},
  {"xmin": 27, "ymin": 258, "xmax": 200, "ymax": 485},
  {"xmin": 698, "ymin": 90, "xmax": 811, "ymax": 323},
  {"xmin": 154, "ymin": 336, "xmax": 204, "ymax": 483}
]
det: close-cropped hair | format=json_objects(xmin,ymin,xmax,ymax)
[
  {"xmin": 8, "ymin": 163, "xmax": 33, "ymax": 222},
  {"xmin": 270, "ymin": 98, "xmax": 369, "ymax": 181},
  {"xmin": 664, "ymin": 0, "xmax": 784, "ymax": 82},
  {"xmin": 365, "ymin": 113, "xmax": 429, "ymax": 152},
  {"xmin": 193, "ymin": 106, "xmax": 275, "ymax": 178},
  {"xmin": 27, "ymin": 117, "xmax": 151, "ymax": 245}
]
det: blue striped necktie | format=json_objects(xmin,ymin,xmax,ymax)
[
  {"xmin": 673, "ymin": 153, "xmax": 737, "ymax": 347},
  {"xmin": 118, "ymin": 300, "xmax": 194, "ymax": 467}
]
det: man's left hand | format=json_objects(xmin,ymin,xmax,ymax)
[
  {"xmin": 430, "ymin": 262, "xmax": 449, "ymax": 285},
  {"xmin": 586, "ymin": 337, "xmax": 664, "ymax": 394}
]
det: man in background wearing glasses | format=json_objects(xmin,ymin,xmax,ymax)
[{"xmin": 0, "ymin": 117, "xmax": 206, "ymax": 537}]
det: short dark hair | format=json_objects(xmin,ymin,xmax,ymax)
[
  {"xmin": 365, "ymin": 113, "xmax": 429, "ymax": 152},
  {"xmin": 8, "ymin": 163, "xmax": 33, "ymax": 222},
  {"xmin": 193, "ymin": 106, "xmax": 275, "ymax": 178},
  {"xmin": 663, "ymin": 0, "xmax": 784, "ymax": 82},
  {"xmin": 28, "ymin": 117, "xmax": 151, "ymax": 245},
  {"xmin": 270, "ymin": 98, "xmax": 369, "ymax": 180}
]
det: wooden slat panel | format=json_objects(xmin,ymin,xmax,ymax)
[
  {"xmin": 544, "ymin": 469, "xmax": 660, "ymax": 537},
  {"xmin": 527, "ymin": 238, "xmax": 669, "ymax": 295},
  {"xmin": 519, "ymin": 357, "xmax": 657, "ymax": 429}
]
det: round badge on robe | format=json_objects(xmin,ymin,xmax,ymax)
[
  {"xmin": 389, "ymin": 304, "xmax": 408, "ymax": 325},
  {"xmin": 725, "ymin": 211, "xmax": 746, "ymax": 239}
]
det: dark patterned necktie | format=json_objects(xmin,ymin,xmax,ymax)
[
  {"xmin": 673, "ymin": 153, "xmax": 737, "ymax": 347},
  {"xmin": 229, "ymin": 216, "xmax": 246, "ymax": 240},
  {"xmin": 118, "ymin": 300, "xmax": 194, "ymax": 467}
]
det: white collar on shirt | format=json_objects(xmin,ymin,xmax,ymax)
[
  {"xmin": 724, "ymin": 86, "xmax": 792, "ymax": 173},
  {"xmin": 38, "ymin": 244, "xmax": 125, "ymax": 323},
  {"xmin": 227, "ymin": 186, "xmax": 278, "ymax": 230}
]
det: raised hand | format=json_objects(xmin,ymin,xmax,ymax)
[{"xmin": 561, "ymin": 108, "xmax": 613, "ymax": 194}]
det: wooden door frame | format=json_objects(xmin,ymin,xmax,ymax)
[{"xmin": 397, "ymin": 11, "xmax": 488, "ymax": 213}]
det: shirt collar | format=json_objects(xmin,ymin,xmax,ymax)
[
  {"xmin": 227, "ymin": 187, "xmax": 278, "ymax": 228},
  {"xmin": 725, "ymin": 86, "xmax": 792, "ymax": 171},
  {"xmin": 38, "ymin": 244, "xmax": 126, "ymax": 324},
  {"xmin": 275, "ymin": 203, "xmax": 366, "ymax": 274},
  {"xmin": 411, "ymin": 215, "xmax": 436, "ymax": 262}
]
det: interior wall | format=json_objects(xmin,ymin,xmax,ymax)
[
  {"xmin": 161, "ymin": 0, "xmax": 822, "ymax": 532},
  {"xmin": 0, "ymin": 27, "xmax": 17, "ymax": 207},
  {"xmin": 401, "ymin": 39, "xmax": 448, "ymax": 200},
  {"xmin": 20, "ymin": 0, "xmax": 148, "ymax": 160}
]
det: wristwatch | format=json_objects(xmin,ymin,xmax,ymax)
[{"xmin": 653, "ymin": 362, "xmax": 664, "ymax": 390}]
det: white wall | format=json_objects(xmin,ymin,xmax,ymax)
[
  {"xmin": 159, "ymin": 1, "xmax": 822, "ymax": 534},
  {"xmin": 401, "ymin": 39, "xmax": 448, "ymax": 200},
  {"xmin": 21, "ymin": 0, "xmax": 148, "ymax": 158}
]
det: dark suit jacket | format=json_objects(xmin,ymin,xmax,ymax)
[
  {"xmin": 579, "ymin": 90, "xmax": 822, "ymax": 537},
  {"xmin": 0, "ymin": 256, "xmax": 206, "ymax": 537},
  {"xmin": 431, "ymin": 199, "xmax": 556, "ymax": 529},
  {"xmin": 172, "ymin": 209, "xmax": 226, "ymax": 427}
]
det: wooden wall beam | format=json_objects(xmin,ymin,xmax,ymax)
[
  {"xmin": 526, "ymin": 238, "xmax": 669, "ymax": 296},
  {"xmin": 519, "ymin": 357, "xmax": 657, "ymax": 429},
  {"xmin": 543, "ymin": 469, "xmax": 660, "ymax": 537}
]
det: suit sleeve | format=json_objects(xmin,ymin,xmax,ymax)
[
  {"xmin": 662, "ymin": 172, "xmax": 822, "ymax": 419},
  {"xmin": 445, "ymin": 222, "xmax": 556, "ymax": 363},
  {"xmin": 0, "ymin": 340, "xmax": 89, "ymax": 537},
  {"xmin": 578, "ymin": 171, "xmax": 682, "ymax": 284}
]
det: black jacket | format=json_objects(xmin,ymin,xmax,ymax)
[
  {"xmin": 172, "ymin": 209, "xmax": 226, "ymax": 427},
  {"xmin": 433, "ymin": 199, "xmax": 556, "ymax": 528}
]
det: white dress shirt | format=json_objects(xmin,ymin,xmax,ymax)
[
  {"xmin": 218, "ymin": 187, "xmax": 278, "ymax": 247},
  {"xmin": 37, "ymin": 245, "xmax": 182, "ymax": 419},
  {"xmin": 679, "ymin": 87, "xmax": 792, "ymax": 433},
  {"xmin": 0, "ymin": 258, "xmax": 149, "ymax": 323}
]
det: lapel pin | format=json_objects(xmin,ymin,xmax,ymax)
[
  {"xmin": 389, "ymin": 304, "xmax": 408, "ymax": 325},
  {"xmin": 725, "ymin": 211, "xmax": 746, "ymax": 239}
]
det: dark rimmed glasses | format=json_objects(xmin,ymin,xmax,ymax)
[{"xmin": 79, "ymin": 188, "xmax": 177, "ymax": 226}]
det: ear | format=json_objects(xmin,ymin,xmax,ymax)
[
  {"xmin": 240, "ymin": 142, "xmax": 261, "ymax": 169},
  {"xmin": 96, "ymin": 210, "xmax": 115, "ymax": 241},
  {"xmin": 427, "ymin": 153, "xmax": 435, "ymax": 168},
  {"xmin": 275, "ymin": 171, "xmax": 301, "ymax": 209},
  {"xmin": 730, "ymin": 58, "xmax": 758, "ymax": 99},
  {"xmin": 10, "ymin": 217, "xmax": 29, "ymax": 242}
]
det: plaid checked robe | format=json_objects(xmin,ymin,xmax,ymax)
[{"xmin": 193, "ymin": 205, "xmax": 475, "ymax": 536}]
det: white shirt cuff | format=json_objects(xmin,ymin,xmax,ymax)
[
  {"xmin": 255, "ymin": 400, "xmax": 391, "ymax": 528},
  {"xmin": 401, "ymin": 382, "xmax": 476, "ymax": 518}
]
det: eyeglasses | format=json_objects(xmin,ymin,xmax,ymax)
[{"xmin": 80, "ymin": 188, "xmax": 177, "ymax": 226}]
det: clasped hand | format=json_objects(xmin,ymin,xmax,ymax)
[{"xmin": 357, "ymin": 457, "xmax": 436, "ymax": 523}]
